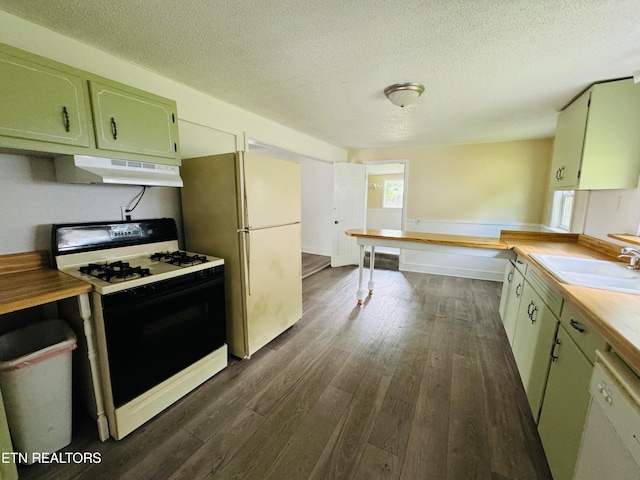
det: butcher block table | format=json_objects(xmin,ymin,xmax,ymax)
[
  {"xmin": 345, "ymin": 228, "xmax": 509, "ymax": 305},
  {"xmin": 0, "ymin": 251, "xmax": 110, "ymax": 442}
]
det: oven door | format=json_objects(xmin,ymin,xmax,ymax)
[{"xmin": 100, "ymin": 267, "xmax": 225, "ymax": 407}]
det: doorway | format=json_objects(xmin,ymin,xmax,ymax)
[{"xmin": 364, "ymin": 161, "xmax": 407, "ymax": 257}]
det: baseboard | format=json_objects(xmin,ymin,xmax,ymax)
[
  {"xmin": 399, "ymin": 261, "xmax": 504, "ymax": 281},
  {"xmin": 302, "ymin": 246, "xmax": 331, "ymax": 256}
]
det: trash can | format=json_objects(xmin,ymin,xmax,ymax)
[{"xmin": 0, "ymin": 319, "xmax": 77, "ymax": 464}]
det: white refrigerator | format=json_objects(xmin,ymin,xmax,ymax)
[{"xmin": 181, "ymin": 152, "xmax": 302, "ymax": 358}]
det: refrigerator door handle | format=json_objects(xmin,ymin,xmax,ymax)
[{"xmin": 245, "ymin": 230, "xmax": 252, "ymax": 296}]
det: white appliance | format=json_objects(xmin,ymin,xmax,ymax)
[
  {"xmin": 53, "ymin": 218, "xmax": 227, "ymax": 440},
  {"xmin": 574, "ymin": 350, "xmax": 640, "ymax": 479},
  {"xmin": 55, "ymin": 154, "xmax": 183, "ymax": 187},
  {"xmin": 181, "ymin": 152, "xmax": 303, "ymax": 359}
]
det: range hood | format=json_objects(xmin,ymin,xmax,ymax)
[{"xmin": 54, "ymin": 155, "xmax": 183, "ymax": 187}]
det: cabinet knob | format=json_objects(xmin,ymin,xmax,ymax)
[
  {"xmin": 334, "ymin": 220, "xmax": 339, "ymax": 224},
  {"xmin": 515, "ymin": 283, "xmax": 522, "ymax": 297}
]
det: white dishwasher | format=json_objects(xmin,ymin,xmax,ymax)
[{"xmin": 574, "ymin": 350, "xmax": 640, "ymax": 480}]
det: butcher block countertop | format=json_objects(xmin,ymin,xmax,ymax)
[
  {"xmin": 0, "ymin": 251, "xmax": 91, "ymax": 315},
  {"xmin": 347, "ymin": 228, "xmax": 640, "ymax": 376},
  {"xmin": 502, "ymin": 232, "xmax": 640, "ymax": 376},
  {"xmin": 345, "ymin": 228, "xmax": 509, "ymax": 249}
]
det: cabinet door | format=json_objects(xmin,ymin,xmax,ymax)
[
  {"xmin": 503, "ymin": 268, "xmax": 524, "ymax": 346},
  {"xmin": 512, "ymin": 282, "xmax": 558, "ymax": 421},
  {"xmin": 549, "ymin": 89, "xmax": 590, "ymax": 190},
  {"xmin": 89, "ymin": 81, "xmax": 179, "ymax": 161},
  {"xmin": 560, "ymin": 302, "xmax": 607, "ymax": 365},
  {"xmin": 0, "ymin": 51, "xmax": 90, "ymax": 147},
  {"xmin": 538, "ymin": 325, "xmax": 593, "ymax": 480},
  {"xmin": 498, "ymin": 262, "xmax": 515, "ymax": 320},
  {"xmin": 580, "ymin": 79, "xmax": 640, "ymax": 190}
]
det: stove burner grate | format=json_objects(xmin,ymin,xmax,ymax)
[
  {"xmin": 79, "ymin": 261, "xmax": 151, "ymax": 283},
  {"xmin": 150, "ymin": 251, "xmax": 209, "ymax": 266}
]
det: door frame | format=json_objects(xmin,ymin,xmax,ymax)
[{"xmin": 362, "ymin": 159, "xmax": 408, "ymax": 231}]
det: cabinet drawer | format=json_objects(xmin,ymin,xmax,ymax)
[
  {"xmin": 514, "ymin": 254, "xmax": 528, "ymax": 275},
  {"xmin": 560, "ymin": 302, "xmax": 607, "ymax": 364},
  {"xmin": 526, "ymin": 265, "xmax": 563, "ymax": 317}
]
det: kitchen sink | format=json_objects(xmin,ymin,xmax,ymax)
[{"xmin": 529, "ymin": 253, "xmax": 640, "ymax": 295}]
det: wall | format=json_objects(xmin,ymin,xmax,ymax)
[
  {"xmin": 0, "ymin": 154, "xmax": 182, "ymax": 254},
  {"xmin": 350, "ymin": 139, "xmax": 552, "ymax": 280},
  {"xmin": 351, "ymin": 138, "xmax": 552, "ymax": 226},
  {"xmin": 582, "ymin": 178, "xmax": 640, "ymax": 242},
  {"xmin": 0, "ymin": 11, "xmax": 347, "ymax": 257}
]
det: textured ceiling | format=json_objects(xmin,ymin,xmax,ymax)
[{"xmin": 1, "ymin": 0, "xmax": 639, "ymax": 150}]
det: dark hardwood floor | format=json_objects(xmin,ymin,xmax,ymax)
[{"xmin": 18, "ymin": 266, "xmax": 552, "ymax": 480}]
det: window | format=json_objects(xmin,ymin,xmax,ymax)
[
  {"xmin": 382, "ymin": 179, "xmax": 404, "ymax": 208},
  {"xmin": 551, "ymin": 190, "xmax": 575, "ymax": 231}
]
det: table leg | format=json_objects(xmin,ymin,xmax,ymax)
[
  {"xmin": 368, "ymin": 246, "xmax": 376, "ymax": 296},
  {"xmin": 76, "ymin": 294, "xmax": 110, "ymax": 441},
  {"xmin": 356, "ymin": 244, "xmax": 365, "ymax": 305}
]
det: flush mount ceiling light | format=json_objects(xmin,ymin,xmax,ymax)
[{"xmin": 384, "ymin": 82, "xmax": 425, "ymax": 107}]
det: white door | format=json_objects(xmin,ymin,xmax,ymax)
[{"xmin": 331, "ymin": 162, "xmax": 367, "ymax": 267}]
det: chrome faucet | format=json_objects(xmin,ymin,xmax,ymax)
[{"xmin": 619, "ymin": 247, "xmax": 640, "ymax": 270}]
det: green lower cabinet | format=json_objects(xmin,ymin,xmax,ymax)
[
  {"xmin": 511, "ymin": 282, "xmax": 558, "ymax": 422},
  {"xmin": 538, "ymin": 325, "xmax": 594, "ymax": 480},
  {"xmin": 503, "ymin": 268, "xmax": 524, "ymax": 346}
]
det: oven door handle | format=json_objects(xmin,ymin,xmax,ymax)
[{"xmin": 102, "ymin": 276, "xmax": 222, "ymax": 313}]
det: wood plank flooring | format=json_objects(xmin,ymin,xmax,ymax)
[
  {"xmin": 302, "ymin": 253, "xmax": 331, "ymax": 278},
  {"xmin": 17, "ymin": 266, "xmax": 552, "ymax": 480}
]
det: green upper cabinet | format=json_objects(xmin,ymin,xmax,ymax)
[
  {"xmin": 89, "ymin": 81, "xmax": 179, "ymax": 161},
  {"xmin": 0, "ymin": 42, "xmax": 181, "ymax": 166},
  {"xmin": 549, "ymin": 78, "xmax": 640, "ymax": 190},
  {"xmin": 0, "ymin": 50, "xmax": 90, "ymax": 147}
]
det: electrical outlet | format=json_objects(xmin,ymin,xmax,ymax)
[{"xmin": 121, "ymin": 206, "xmax": 130, "ymax": 221}]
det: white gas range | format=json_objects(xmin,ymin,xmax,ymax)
[
  {"xmin": 56, "ymin": 242, "xmax": 223, "ymax": 294},
  {"xmin": 53, "ymin": 218, "xmax": 228, "ymax": 440}
]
